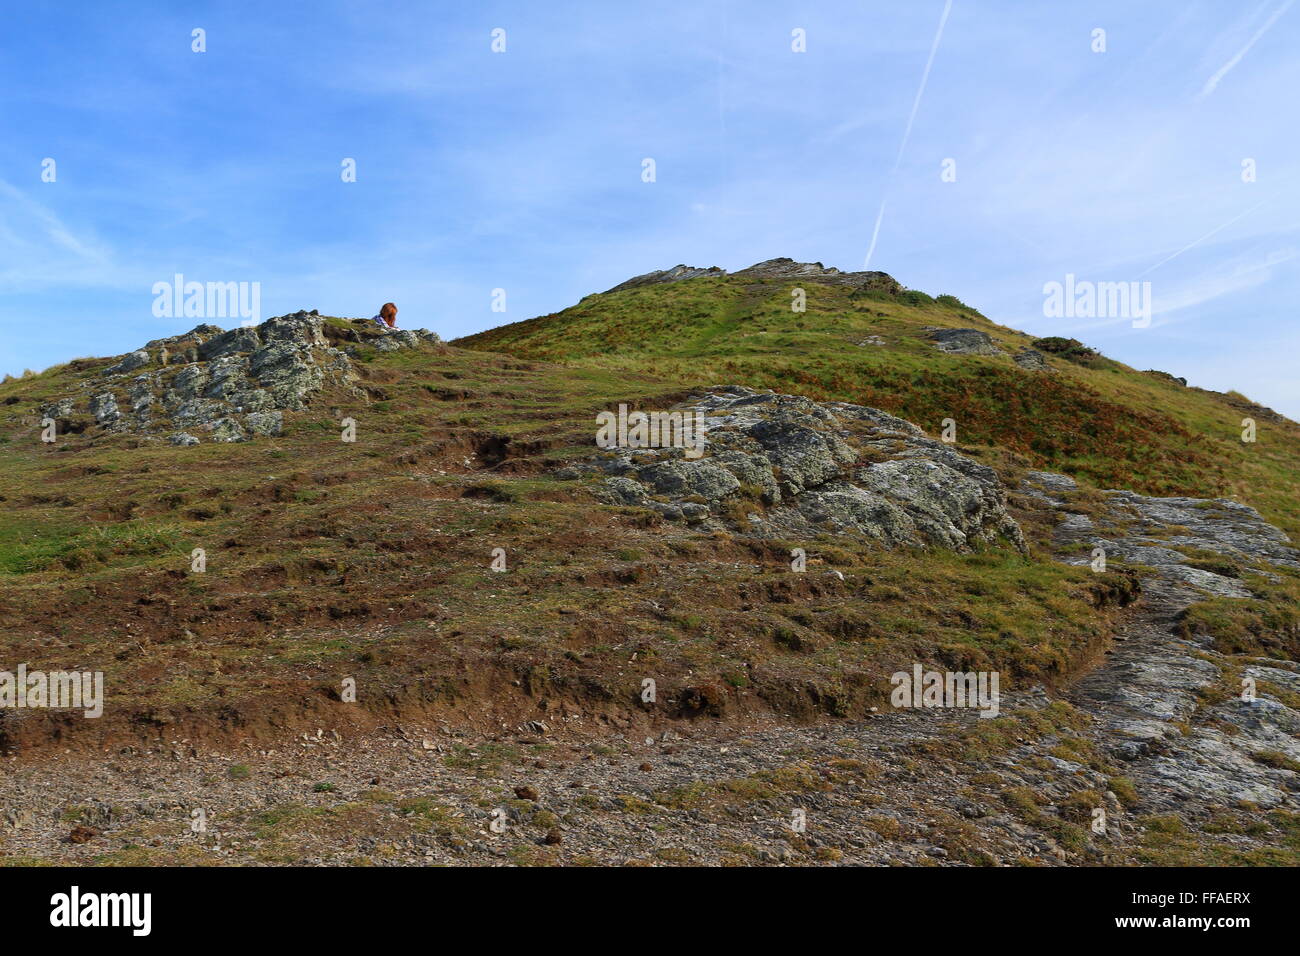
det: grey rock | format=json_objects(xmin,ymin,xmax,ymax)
[
  {"xmin": 928, "ymin": 327, "xmax": 1003, "ymax": 356},
  {"xmin": 89, "ymin": 392, "xmax": 120, "ymax": 424},
  {"xmin": 203, "ymin": 355, "xmax": 250, "ymax": 399},
  {"xmin": 168, "ymin": 432, "xmax": 200, "ymax": 446},
  {"xmin": 600, "ymin": 476, "xmax": 651, "ymax": 506},
  {"xmin": 104, "ymin": 350, "xmax": 151, "ymax": 375},
  {"xmin": 248, "ymin": 342, "xmax": 323, "ymax": 410},
  {"xmin": 259, "ymin": 311, "xmax": 327, "ymax": 347},
  {"xmin": 375, "ymin": 330, "xmax": 422, "ymax": 351},
  {"xmin": 171, "ymin": 398, "xmax": 227, "ymax": 427},
  {"xmin": 1023, "ymin": 471, "xmax": 1077, "ymax": 494},
  {"xmin": 1013, "ymin": 348, "xmax": 1052, "ymax": 371},
  {"xmin": 571, "ymin": 386, "xmax": 1027, "ymax": 552},
  {"xmin": 166, "ymin": 365, "xmax": 209, "ymax": 403},
  {"xmin": 41, "ymin": 398, "xmax": 76, "ymax": 419},
  {"xmin": 637, "ymin": 459, "xmax": 741, "ymax": 502},
  {"xmin": 198, "ymin": 327, "xmax": 261, "ymax": 361},
  {"xmin": 207, "ymin": 417, "xmax": 248, "ymax": 443},
  {"xmin": 244, "ymin": 411, "xmax": 283, "ymax": 437},
  {"xmin": 143, "ymin": 324, "xmax": 224, "ymax": 350},
  {"xmin": 681, "ymin": 503, "xmax": 711, "ymax": 523}
]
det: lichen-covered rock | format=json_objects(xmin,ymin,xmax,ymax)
[
  {"xmin": 203, "ymin": 355, "xmax": 249, "ymax": 399},
  {"xmin": 637, "ymin": 459, "xmax": 741, "ymax": 501},
  {"xmin": 928, "ymin": 328, "xmax": 1004, "ymax": 356},
  {"xmin": 41, "ymin": 398, "xmax": 76, "ymax": 419},
  {"xmin": 856, "ymin": 457, "xmax": 1022, "ymax": 550},
  {"xmin": 198, "ymin": 327, "xmax": 262, "ymax": 361},
  {"xmin": 244, "ymin": 411, "xmax": 283, "ymax": 437},
  {"xmin": 89, "ymin": 392, "xmax": 120, "ymax": 425},
  {"xmin": 165, "ymin": 364, "xmax": 209, "ymax": 405},
  {"xmin": 583, "ymin": 386, "xmax": 1026, "ymax": 553},
  {"xmin": 128, "ymin": 374, "xmax": 158, "ymax": 424},
  {"xmin": 171, "ymin": 398, "xmax": 227, "ymax": 428},
  {"xmin": 46, "ymin": 311, "xmax": 434, "ymax": 444},
  {"xmin": 47, "ymin": 310, "xmax": 416, "ymax": 444},
  {"xmin": 374, "ymin": 330, "xmax": 422, "ymax": 351},
  {"xmin": 245, "ymin": 341, "xmax": 324, "ymax": 410},
  {"xmin": 168, "ymin": 432, "xmax": 200, "ymax": 446},
  {"xmin": 207, "ymin": 417, "xmax": 247, "ymax": 442},
  {"xmin": 260, "ymin": 311, "xmax": 327, "ymax": 348}
]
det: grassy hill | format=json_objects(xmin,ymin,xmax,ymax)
[
  {"xmin": 0, "ymin": 313, "xmax": 1137, "ymax": 750},
  {"xmin": 1, "ymin": 265, "xmax": 1296, "ymax": 752},
  {"xmin": 458, "ymin": 266, "xmax": 1300, "ymax": 540}
]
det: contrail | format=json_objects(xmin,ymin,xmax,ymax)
[
  {"xmin": 863, "ymin": 200, "xmax": 888, "ymax": 271},
  {"xmin": 1136, "ymin": 195, "xmax": 1271, "ymax": 278},
  {"xmin": 1198, "ymin": 0, "xmax": 1293, "ymax": 98},
  {"xmin": 894, "ymin": 0, "xmax": 953, "ymax": 172},
  {"xmin": 866, "ymin": 0, "xmax": 952, "ymax": 268}
]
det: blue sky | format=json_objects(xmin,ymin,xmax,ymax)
[{"xmin": 3, "ymin": 1, "xmax": 1298, "ymax": 416}]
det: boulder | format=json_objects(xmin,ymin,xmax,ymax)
[
  {"xmin": 928, "ymin": 328, "xmax": 1004, "ymax": 356},
  {"xmin": 1013, "ymin": 348, "xmax": 1052, "ymax": 371}
]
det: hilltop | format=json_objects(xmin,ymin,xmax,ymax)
[{"xmin": 458, "ymin": 258, "xmax": 1300, "ymax": 541}]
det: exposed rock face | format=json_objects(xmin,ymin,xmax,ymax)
[
  {"xmin": 581, "ymin": 386, "xmax": 1027, "ymax": 553},
  {"xmin": 928, "ymin": 327, "xmax": 1004, "ymax": 356},
  {"xmin": 41, "ymin": 311, "xmax": 438, "ymax": 444},
  {"xmin": 1020, "ymin": 471, "xmax": 1300, "ymax": 816},
  {"xmin": 732, "ymin": 258, "xmax": 903, "ymax": 294},
  {"xmin": 603, "ymin": 258, "xmax": 903, "ymax": 296}
]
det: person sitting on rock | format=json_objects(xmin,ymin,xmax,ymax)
[{"xmin": 371, "ymin": 302, "xmax": 398, "ymax": 330}]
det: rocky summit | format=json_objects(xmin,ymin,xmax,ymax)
[{"xmin": 604, "ymin": 257, "xmax": 903, "ymax": 295}]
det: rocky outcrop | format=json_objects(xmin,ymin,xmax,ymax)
[
  {"xmin": 40, "ymin": 311, "xmax": 439, "ymax": 444},
  {"xmin": 578, "ymin": 386, "xmax": 1027, "ymax": 553},
  {"xmin": 603, "ymin": 258, "xmax": 903, "ymax": 296},
  {"xmin": 732, "ymin": 258, "xmax": 903, "ymax": 294},
  {"xmin": 605, "ymin": 264, "xmax": 726, "ymax": 294}
]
